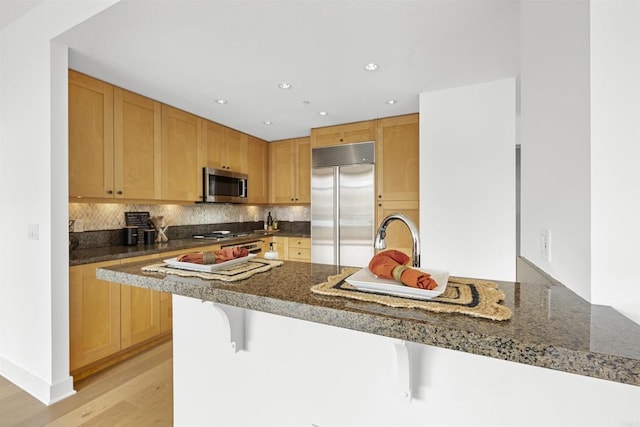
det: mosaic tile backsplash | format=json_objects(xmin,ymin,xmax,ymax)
[{"xmin": 69, "ymin": 203, "xmax": 310, "ymax": 232}]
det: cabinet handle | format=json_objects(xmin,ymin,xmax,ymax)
[
  {"xmin": 378, "ymin": 203, "xmax": 382, "ymax": 207},
  {"xmin": 107, "ymin": 190, "xmax": 113, "ymax": 194},
  {"xmin": 378, "ymin": 195, "xmax": 382, "ymax": 198},
  {"xmin": 117, "ymin": 191, "xmax": 123, "ymax": 195}
]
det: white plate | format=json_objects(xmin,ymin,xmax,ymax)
[
  {"xmin": 345, "ymin": 267, "xmax": 449, "ymax": 300},
  {"xmin": 163, "ymin": 253, "xmax": 256, "ymax": 273}
]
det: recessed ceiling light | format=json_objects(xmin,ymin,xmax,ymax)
[
  {"xmin": 214, "ymin": 99, "xmax": 228, "ymax": 104},
  {"xmin": 278, "ymin": 83, "xmax": 292, "ymax": 90},
  {"xmin": 263, "ymin": 120, "xmax": 273, "ymax": 125},
  {"xmin": 364, "ymin": 63, "xmax": 379, "ymax": 71},
  {"xmin": 385, "ymin": 99, "xmax": 398, "ymax": 105},
  {"xmin": 318, "ymin": 111, "xmax": 329, "ymax": 116}
]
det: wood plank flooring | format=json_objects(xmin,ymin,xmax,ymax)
[{"xmin": 0, "ymin": 340, "xmax": 173, "ymax": 426}]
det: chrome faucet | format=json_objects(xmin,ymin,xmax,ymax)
[{"xmin": 374, "ymin": 213, "xmax": 421, "ymax": 267}]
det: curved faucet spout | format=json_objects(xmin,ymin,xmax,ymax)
[{"xmin": 374, "ymin": 213, "xmax": 421, "ymax": 267}]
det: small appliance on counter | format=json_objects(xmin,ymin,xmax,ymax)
[{"xmin": 123, "ymin": 226, "xmax": 138, "ymax": 246}]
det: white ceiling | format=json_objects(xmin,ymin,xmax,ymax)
[{"xmin": 53, "ymin": 0, "xmax": 519, "ymax": 142}]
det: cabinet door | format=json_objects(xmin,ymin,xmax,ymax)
[
  {"xmin": 203, "ymin": 120, "xmax": 226, "ymax": 170},
  {"xmin": 120, "ymin": 255, "xmax": 161, "ymax": 348},
  {"xmin": 271, "ymin": 236, "xmax": 289, "ymax": 260},
  {"xmin": 161, "ymin": 105, "xmax": 204, "ymax": 201},
  {"xmin": 225, "ymin": 128, "xmax": 248, "ymax": 173},
  {"xmin": 310, "ymin": 120, "xmax": 376, "ymax": 147},
  {"xmin": 376, "ymin": 114, "xmax": 419, "ymax": 201},
  {"xmin": 69, "ymin": 260, "xmax": 121, "ymax": 372},
  {"xmin": 376, "ymin": 200, "xmax": 420, "ymax": 262},
  {"xmin": 247, "ymin": 136, "xmax": 269, "ymax": 204},
  {"xmin": 68, "ymin": 70, "xmax": 114, "ymax": 198},
  {"xmin": 295, "ymin": 138, "xmax": 311, "ymax": 203},
  {"xmin": 114, "ymin": 88, "xmax": 162, "ymax": 200},
  {"xmin": 269, "ymin": 139, "xmax": 296, "ymax": 203}
]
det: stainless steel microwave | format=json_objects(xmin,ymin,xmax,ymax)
[{"xmin": 203, "ymin": 168, "xmax": 248, "ymax": 203}]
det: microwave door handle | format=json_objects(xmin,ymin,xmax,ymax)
[{"xmin": 239, "ymin": 179, "xmax": 247, "ymax": 198}]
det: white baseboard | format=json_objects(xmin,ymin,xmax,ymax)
[{"xmin": 0, "ymin": 356, "xmax": 75, "ymax": 405}]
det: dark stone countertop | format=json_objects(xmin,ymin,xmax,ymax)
[
  {"xmin": 97, "ymin": 259, "xmax": 640, "ymax": 387},
  {"xmin": 69, "ymin": 232, "xmax": 310, "ymax": 266}
]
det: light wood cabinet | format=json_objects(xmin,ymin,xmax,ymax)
[
  {"xmin": 288, "ymin": 237, "xmax": 311, "ymax": 262},
  {"xmin": 267, "ymin": 236, "xmax": 311, "ymax": 262},
  {"xmin": 269, "ymin": 137, "xmax": 310, "ymax": 204},
  {"xmin": 203, "ymin": 120, "xmax": 248, "ymax": 173},
  {"xmin": 376, "ymin": 114, "xmax": 419, "ymax": 201},
  {"xmin": 69, "ymin": 260, "xmax": 121, "ymax": 372},
  {"xmin": 114, "ymin": 88, "xmax": 162, "ymax": 200},
  {"xmin": 120, "ymin": 255, "xmax": 161, "ymax": 348},
  {"xmin": 375, "ymin": 114, "xmax": 420, "ymax": 262},
  {"xmin": 247, "ymin": 136, "xmax": 269, "ymax": 204},
  {"xmin": 376, "ymin": 200, "xmax": 420, "ymax": 261},
  {"xmin": 68, "ymin": 70, "xmax": 114, "ymax": 198},
  {"xmin": 69, "ymin": 73, "xmax": 162, "ymax": 201},
  {"xmin": 161, "ymin": 105, "xmax": 205, "ymax": 202},
  {"xmin": 310, "ymin": 120, "xmax": 376, "ymax": 148},
  {"xmin": 70, "ymin": 254, "xmax": 176, "ymax": 379}
]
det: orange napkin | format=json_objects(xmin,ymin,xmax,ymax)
[
  {"xmin": 368, "ymin": 249, "xmax": 438, "ymax": 290},
  {"xmin": 176, "ymin": 246, "xmax": 249, "ymax": 265}
]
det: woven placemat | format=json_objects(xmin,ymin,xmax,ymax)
[
  {"xmin": 141, "ymin": 258, "xmax": 284, "ymax": 282},
  {"xmin": 311, "ymin": 268, "xmax": 512, "ymax": 321}
]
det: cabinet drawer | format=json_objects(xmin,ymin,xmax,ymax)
[
  {"xmin": 288, "ymin": 247, "xmax": 311, "ymax": 261},
  {"xmin": 288, "ymin": 238, "xmax": 310, "ymax": 249}
]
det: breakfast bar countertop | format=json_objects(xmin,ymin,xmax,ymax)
[{"xmin": 96, "ymin": 258, "xmax": 640, "ymax": 388}]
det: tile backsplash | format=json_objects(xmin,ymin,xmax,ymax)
[{"xmin": 69, "ymin": 203, "xmax": 310, "ymax": 231}]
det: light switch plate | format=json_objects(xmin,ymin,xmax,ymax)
[{"xmin": 540, "ymin": 229, "xmax": 551, "ymax": 262}]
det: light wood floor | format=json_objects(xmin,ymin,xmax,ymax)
[{"xmin": 0, "ymin": 340, "xmax": 173, "ymax": 426}]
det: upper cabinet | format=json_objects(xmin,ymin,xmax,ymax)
[
  {"xmin": 376, "ymin": 114, "xmax": 419, "ymax": 201},
  {"xmin": 161, "ymin": 105, "xmax": 204, "ymax": 202},
  {"xmin": 69, "ymin": 72, "xmax": 163, "ymax": 201},
  {"xmin": 247, "ymin": 136, "xmax": 269, "ymax": 204},
  {"xmin": 310, "ymin": 120, "xmax": 376, "ymax": 148},
  {"xmin": 69, "ymin": 70, "xmax": 114, "ymax": 198},
  {"xmin": 114, "ymin": 88, "xmax": 162, "ymax": 200},
  {"xmin": 203, "ymin": 120, "xmax": 248, "ymax": 173},
  {"xmin": 269, "ymin": 137, "xmax": 310, "ymax": 204}
]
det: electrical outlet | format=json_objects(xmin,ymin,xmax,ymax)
[
  {"xmin": 540, "ymin": 229, "xmax": 551, "ymax": 262},
  {"xmin": 28, "ymin": 224, "xmax": 39, "ymax": 240}
]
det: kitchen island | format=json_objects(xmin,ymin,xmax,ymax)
[{"xmin": 98, "ymin": 259, "xmax": 640, "ymax": 426}]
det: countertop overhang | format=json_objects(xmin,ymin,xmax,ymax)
[{"xmin": 97, "ymin": 259, "xmax": 640, "ymax": 387}]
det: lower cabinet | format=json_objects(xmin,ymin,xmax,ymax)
[
  {"xmin": 268, "ymin": 236, "xmax": 311, "ymax": 262},
  {"xmin": 69, "ymin": 254, "xmax": 174, "ymax": 379}
]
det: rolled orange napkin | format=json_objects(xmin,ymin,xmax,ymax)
[
  {"xmin": 176, "ymin": 246, "xmax": 250, "ymax": 265},
  {"xmin": 368, "ymin": 249, "xmax": 438, "ymax": 290}
]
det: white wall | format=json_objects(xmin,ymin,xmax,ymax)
[
  {"xmin": 0, "ymin": 0, "xmax": 120, "ymax": 404},
  {"xmin": 519, "ymin": 0, "xmax": 592, "ymax": 300},
  {"xmin": 419, "ymin": 78, "xmax": 516, "ymax": 281},
  {"xmin": 173, "ymin": 295, "xmax": 640, "ymax": 427},
  {"xmin": 589, "ymin": 0, "xmax": 640, "ymax": 323},
  {"xmin": 520, "ymin": 0, "xmax": 640, "ymax": 325}
]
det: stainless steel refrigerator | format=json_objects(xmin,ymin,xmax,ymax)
[{"xmin": 311, "ymin": 142, "xmax": 375, "ymax": 267}]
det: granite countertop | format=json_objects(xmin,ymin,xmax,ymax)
[
  {"xmin": 70, "ymin": 231, "xmax": 310, "ymax": 266},
  {"xmin": 97, "ymin": 259, "xmax": 640, "ymax": 387}
]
